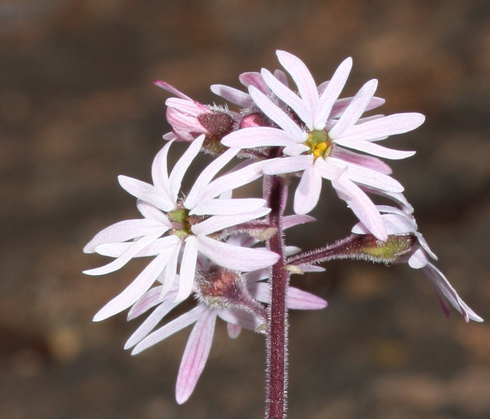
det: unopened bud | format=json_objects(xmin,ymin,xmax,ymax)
[
  {"xmin": 352, "ymin": 234, "xmax": 416, "ymax": 263},
  {"xmin": 195, "ymin": 266, "xmax": 267, "ymax": 321},
  {"xmin": 239, "ymin": 112, "xmax": 271, "ymax": 128}
]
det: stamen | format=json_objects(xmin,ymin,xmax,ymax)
[{"xmin": 304, "ymin": 129, "xmax": 332, "ymax": 160}]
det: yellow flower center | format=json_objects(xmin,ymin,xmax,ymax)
[{"xmin": 304, "ymin": 129, "xmax": 332, "ymax": 160}]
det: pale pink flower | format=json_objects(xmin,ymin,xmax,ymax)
[
  {"xmin": 125, "ymin": 267, "xmax": 327, "ymax": 404},
  {"xmin": 155, "ymin": 81, "xmax": 237, "ymax": 153},
  {"xmin": 352, "ymin": 206, "xmax": 483, "ymax": 322},
  {"xmin": 222, "ymin": 50, "xmax": 425, "ymax": 240},
  {"xmin": 84, "ymin": 135, "xmax": 278, "ymax": 321}
]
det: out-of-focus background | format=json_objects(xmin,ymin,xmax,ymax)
[{"xmin": 1, "ymin": 1, "xmax": 489, "ymax": 418}]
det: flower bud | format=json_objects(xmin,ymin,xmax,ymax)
[{"xmin": 195, "ymin": 266, "xmax": 267, "ymax": 321}]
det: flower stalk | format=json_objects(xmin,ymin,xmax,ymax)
[{"xmin": 266, "ymin": 174, "xmax": 289, "ymax": 419}]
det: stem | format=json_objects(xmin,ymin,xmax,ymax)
[{"xmin": 265, "ymin": 175, "xmax": 289, "ymax": 419}]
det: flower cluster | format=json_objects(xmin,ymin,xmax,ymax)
[{"xmin": 84, "ymin": 50, "xmax": 482, "ymax": 405}]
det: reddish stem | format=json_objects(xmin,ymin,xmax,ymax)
[{"xmin": 265, "ymin": 175, "xmax": 289, "ymax": 419}]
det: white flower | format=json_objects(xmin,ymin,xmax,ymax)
[
  {"xmin": 222, "ymin": 50, "xmax": 425, "ymax": 240},
  {"xmin": 84, "ymin": 135, "xmax": 279, "ymax": 321},
  {"xmin": 352, "ymin": 205, "xmax": 483, "ymax": 322}
]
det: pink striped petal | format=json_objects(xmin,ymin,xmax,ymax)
[
  {"xmin": 239, "ymin": 71, "xmax": 270, "ymax": 93},
  {"xmin": 218, "ymin": 309, "xmax": 260, "ymax": 331},
  {"xmin": 227, "ymin": 323, "xmax": 242, "ymax": 339},
  {"xmin": 210, "ymin": 84, "xmax": 252, "ymax": 107},
  {"xmin": 423, "ymin": 263, "xmax": 483, "ymax": 322},
  {"xmin": 176, "ymin": 310, "xmax": 217, "ymax": 404},
  {"xmin": 282, "ymin": 214, "xmax": 316, "ymax": 229},
  {"xmin": 154, "ymin": 81, "xmax": 193, "ymax": 101},
  {"xmin": 287, "ymin": 287, "xmax": 328, "ymax": 310},
  {"xmin": 332, "ymin": 148, "xmax": 392, "ymax": 174}
]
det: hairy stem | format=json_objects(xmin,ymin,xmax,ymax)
[{"xmin": 265, "ymin": 175, "xmax": 289, "ymax": 419}]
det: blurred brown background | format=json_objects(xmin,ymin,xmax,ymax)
[{"xmin": 1, "ymin": 1, "xmax": 489, "ymax": 418}]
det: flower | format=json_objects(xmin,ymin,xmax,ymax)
[
  {"xmin": 125, "ymin": 265, "xmax": 327, "ymax": 404},
  {"xmin": 352, "ymin": 205, "xmax": 483, "ymax": 322},
  {"xmin": 84, "ymin": 135, "xmax": 279, "ymax": 321},
  {"xmin": 222, "ymin": 50, "xmax": 425, "ymax": 240},
  {"xmin": 155, "ymin": 81, "xmax": 237, "ymax": 154}
]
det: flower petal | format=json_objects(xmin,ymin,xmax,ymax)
[
  {"xmin": 191, "ymin": 198, "xmax": 267, "ymax": 216},
  {"xmin": 93, "ymin": 249, "xmax": 173, "ymax": 321},
  {"xmin": 197, "ymin": 236, "xmax": 279, "ymax": 271},
  {"xmin": 276, "ymin": 50, "xmax": 319, "ymax": 128},
  {"xmin": 168, "ymin": 135, "xmax": 205, "ymax": 201},
  {"xmin": 423, "ymin": 262, "xmax": 483, "ymax": 322},
  {"xmin": 334, "ymin": 138, "xmax": 415, "ymax": 160},
  {"xmin": 263, "ymin": 155, "xmax": 312, "ymax": 175},
  {"xmin": 125, "ymin": 300, "xmax": 179, "ymax": 349},
  {"xmin": 210, "ymin": 84, "xmax": 253, "ymax": 107},
  {"xmin": 118, "ymin": 175, "xmax": 175, "ymax": 212},
  {"xmin": 176, "ymin": 309, "xmax": 217, "ymax": 404},
  {"xmin": 287, "ymin": 287, "xmax": 328, "ymax": 310},
  {"xmin": 132, "ymin": 306, "xmax": 204, "ymax": 355},
  {"xmin": 249, "ymin": 85, "xmax": 306, "ymax": 138},
  {"xmin": 222, "ymin": 126, "xmax": 295, "ymax": 149},
  {"xmin": 332, "ymin": 147, "xmax": 393, "ymax": 174},
  {"xmin": 198, "ymin": 160, "xmax": 268, "ymax": 203},
  {"xmin": 176, "ymin": 236, "xmax": 199, "ymax": 302},
  {"xmin": 329, "ymin": 79, "xmax": 378, "ymax": 138},
  {"xmin": 83, "ymin": 229, "xmax": 166, "ymax": 276},
  {"xmin": 338, "ymin": 113, "xmax": 425, "ymax": 142},
  {"xmin": 183, "ymin": 147, "xmax": 239, "ymax": 209},
  {"xmin": 333, "ymin": 175, "xmax": 387, "ymax": 240},
  {"xmin": 315, "ymin": 57, "xmax": 353, "ymax": 129},
  {"xmin": 83, "ymin": 219, "xmax": 164, "ymax": 253},
  {"xmin": 192, "ymin": 208, "xmax": 270, "ymax": 236},
  {"xmin": 294, "ymin": 165, "xmax": 322, "ymax": 215}
]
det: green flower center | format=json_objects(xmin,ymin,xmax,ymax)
[
  {"xmin": 168, "ymin": 208, "xmax": 192, "ymax": 239},
  {"xmin": 304, "ymin": 129, "xmax": 332, "ymax": 160}
]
